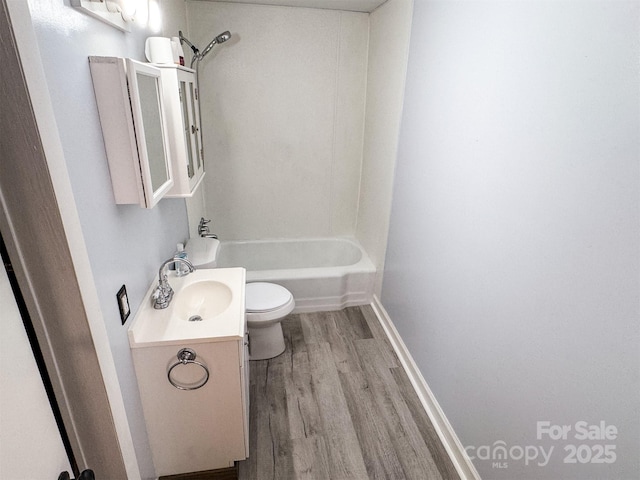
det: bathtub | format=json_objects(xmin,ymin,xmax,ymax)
[{"xmin": 215, "ymin": 237, "xmax": 375, "ymax": 313}]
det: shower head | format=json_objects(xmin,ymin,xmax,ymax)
[
  {"xmin": 217, "ymin": 31, "xmax": 232, "ymax": 43},
  {"xmin": 199, "ymin": 31, "xmax": 232, "ymax": 60},
  {"xmin": 179, "ymin": 30, "xmax": 232, "ymax": 69}
]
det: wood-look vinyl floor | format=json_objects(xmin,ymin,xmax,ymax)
[{"xmin": 238, "ymin": 305, "xmax": 460, "ymax": 480}]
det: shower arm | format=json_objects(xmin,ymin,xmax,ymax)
[
  {"xmin": 178, "ymin": 31, "xmax": 200, "ymax": 59},
  {"xmin": 179, "ymin": 31, "xmax": 203, "ymax": 69}
]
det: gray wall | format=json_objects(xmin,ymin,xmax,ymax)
[
  {"xmin": 27, "ymin": 1, "xmax": 190, "ymax": 477},
  {"xmin": 382, "ymin": 1, "xmax": 639, "ymax": 479}
]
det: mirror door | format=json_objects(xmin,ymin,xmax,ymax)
[
  {"xmin": 126, "ymin": 59, "xmax": 173, "ymax": 208},
  {"xmin": 177, "ymin": 70, "xmax": 205, "ymax": 191}
]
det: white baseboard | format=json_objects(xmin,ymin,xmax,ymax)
[
  {"xmin": 292, "ymin": 294, "xmax": 372, "ymax": 314},
  {"xmin": 370, "ymin": 295, "xmax": 481, "ymax": 480}
]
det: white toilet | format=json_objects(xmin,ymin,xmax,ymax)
[
  {"xmin": 186, "ymin": 237, "xmax": 295, "ymax": 360},
  {"xmin": 244, "ymin": 282, "xmax": 294, "ymax": 360}
]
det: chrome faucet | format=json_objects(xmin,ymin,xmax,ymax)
[
  {"xmin": 198, "ymin": 217, "xmax": 218, "ymax": 239},
  {"xmin": 152, "ymin": 257, "xmax": 196, "ymax": 309}
]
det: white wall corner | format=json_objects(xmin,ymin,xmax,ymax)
[
  {"xmin": 356, "ymin": 0, "xmax": 414, "ymax": 298},
  {"xmin": 370, "ymin": 295, "xmax": 481, "ymax": 480}
]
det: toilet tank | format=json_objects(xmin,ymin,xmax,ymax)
[{"xmin": 185, "ymin": 237, "xmax": 220, "ymax": 268}]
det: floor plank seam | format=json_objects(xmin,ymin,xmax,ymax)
[
  {"xmin": 297, "ymin": 397, "xmax": 308, "ymax": 438},
  {"xmin": 268, "ymin": 412, "xmax": 275, "ymax": 480}
]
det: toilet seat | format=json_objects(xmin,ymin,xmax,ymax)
[
  {"xmin": 246, "ymin": 282, "xmax": 292, "ymax": 312},
  {"xmin": 246, "ymin": 282, "xmax": 295, "ymax": 326}
]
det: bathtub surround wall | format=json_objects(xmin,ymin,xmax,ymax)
[
  {"xmin": 186, "ymin": 184, "xmax": 208, "ymax": 239},
  {"xmin": 187, "ymin": 1, "xmax": 368, "ymax": 240},
  {"xmin": 355, "ymin": 0, "xmax": 413, "ymax": 296},
  {"xmin": 382, "ymin": 2, "xmax": 640, "ymax": 479},
  {"xmin": 160, "ymin": 0, "xmax": 188, "ymax": 39},
  {"xmin": 188, "ymin": 0, "xmax": 412, "ymax": 292},
  {"xmin": 22, "ymin": 1, "xmax": 191, "ymax": 478}
]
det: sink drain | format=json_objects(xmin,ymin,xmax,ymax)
[{"xmin": 188, "ymin": 315, "xmax": 203, "ymax": 322}]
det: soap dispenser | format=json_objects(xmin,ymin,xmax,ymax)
[{"xmin": 174, "ymin": 243, "xmax": 189, "ymax": 276}]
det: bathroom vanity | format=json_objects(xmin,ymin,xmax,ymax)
[{"xmin": 128, "ymin": 268, "xmax": 249, "ymax": 476}]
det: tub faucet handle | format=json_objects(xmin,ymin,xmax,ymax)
[
  {"xmin": 198, "ymin": 217, "xmax": 218, "ymax": 238},
  {"xmin": 198, "ymin": 217, "xmax": 211, "ymax": 236}
]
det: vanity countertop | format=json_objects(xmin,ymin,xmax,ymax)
[{"xmin": 128, "ymin": 267, "xmax": 246, "ymax": 348}]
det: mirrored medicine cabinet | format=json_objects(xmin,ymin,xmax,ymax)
[{"xmin": 89, "ymin": 57, "xmax": 205, "ymax": 209}]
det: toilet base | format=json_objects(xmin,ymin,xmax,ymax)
[{"xmin": 248, "ymin": 321, "xmax": 286, "ymax": 360}]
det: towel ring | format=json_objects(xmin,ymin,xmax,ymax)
[{"xmin": 167, "ymin": 348, "xmax": 210, "ymax": 391}]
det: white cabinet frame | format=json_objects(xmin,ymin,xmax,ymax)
[
  {"xmin": 89, "ymin": 57, "xmax": 174, "ymax": 208},
  {"xmin": 157, "ymin": 65, "xmax": 206, "ymax": 198}
]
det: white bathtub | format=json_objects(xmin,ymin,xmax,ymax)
[{"xmin": 215, "ymin": 238, "xmax": 375, "ymax": 313}]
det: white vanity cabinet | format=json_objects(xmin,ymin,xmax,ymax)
[
  {"xmin": 131, "ymin": 337, "xmax": 249, "ymax": 476},
  {"xmin": 128, "ymin": 268, "xmax": 249, "ymax": 476},
  {"xmin": 89, "ymin": 57, "xmax": 173, "ymax": 208},
  {"xmin": 155, "ymin": 65, "xmax": 206, "ymax": 197}
]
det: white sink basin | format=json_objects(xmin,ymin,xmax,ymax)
[
  {"xmin": 172, "ymin": 280, "xmax": 233, "ymax": 321},
  {"xmin": 128, "ymin": 268, "xmax": 246, "ymax": 347}
]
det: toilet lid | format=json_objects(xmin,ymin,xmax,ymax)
[{"xmin": 246, "ymin": 282, "xmax": 293, "ymax": 313}]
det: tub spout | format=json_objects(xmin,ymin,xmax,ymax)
[{"xmin": 198, "ymin": 217, "xmax": 218, "ymax": 239}]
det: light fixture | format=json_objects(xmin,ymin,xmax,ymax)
[
  {"xmin": 147, "ymin": 0, "xmax": 162, "ymax": 33},
  {"xmin": 71, "ymin": 0, "xmax": 142, "ymax": 32},
  {"xmin": 106, "ymin": 0, "xmax": 137, "ymax": 23}
]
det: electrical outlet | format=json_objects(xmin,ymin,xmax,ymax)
[{"xmin": 117, "ymin": 285, "xmax": 130, "ymax": 325}]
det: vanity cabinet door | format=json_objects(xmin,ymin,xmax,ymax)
[
  {"xmin": 158, "ymin": 66, "xmax": 206, "ymax": 197},
  {"xmin": 131, "ymin": 340, "xmax": 248, "ymax": 476},
  {"xmin": 240, "ymin": 333, "xmax": 250, "ymax": 454}
]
